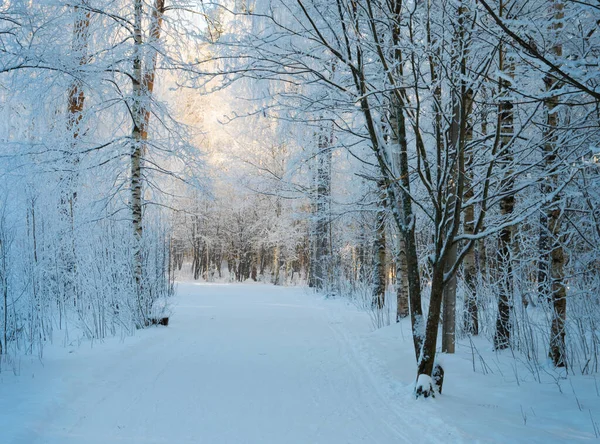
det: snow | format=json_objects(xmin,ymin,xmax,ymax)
[
  {"xmin": 416, "ymin": 374, "xmax": 434, "ymax": 396},
  {"xmin": 1, "ymin": 282, "xmax": 599, "ymax": 443}
]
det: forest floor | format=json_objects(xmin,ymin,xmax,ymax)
[{"xmin": 1, "ymin": 282, "xmax": 599, "ymax": 443}]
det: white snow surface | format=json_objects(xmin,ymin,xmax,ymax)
[{"xmin": 1, "ymin": 282, "xmax": 598, "ymax": 443}]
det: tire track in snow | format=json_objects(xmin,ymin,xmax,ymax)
[
  {"xmin": 321, "ymin": 301, "xmax": 467, "ymax": 443},
  {"xmin": 13, "ymin": 284, "xmax": 466, "ymax": 444}
]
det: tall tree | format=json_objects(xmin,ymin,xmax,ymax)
[
  {"xmin": 372, "ymin": 180, "xmax": 386, "ymax": 310},
  {"xmin": 462, "ymin": 86, "xmax": 478, "ymax": 335},
  {"xmin": 493, "ymin": 0, "xmax": 516, "ymax": 351},
  {"xmin": 310, "ymin": 123, "xmax": 332, "ymax": 290},
  {"xmin": 58, "ymin": 1, "xmax": 91, "ymax": 307},
  {"xmin": 130, "ymin": 0, "xmax": 166, "ymax": 324},
  {"xmin": 542, "ymin": 0, "xmax": 567, "ymax": 368}
]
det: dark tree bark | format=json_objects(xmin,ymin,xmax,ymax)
[{"xmin": 494, "ymin": 15, "xmax": 515, "ymax": 349}]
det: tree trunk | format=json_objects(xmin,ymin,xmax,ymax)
[
  {"xmin": 387, "ymin": 22, "xmax": 410, "ymax": 322},
  {"xmin": 372, "ymin": 181, "xmax": 386, "ymax": 310},
  {"xmin": 59, "ymin": 1, "xmax": 90, "ymax": 308},
  {"xmin": 442, "ymin": 254, "xmax": 457, "ymax": 353},
  {"xmin": 494, "ymin": 10, "xmax": 515, "ymax": 349},
  {"xmin": 549, "ymin": 209, "xmax": 566, "ymax": 367},
  {"xmin": 396, "ymin": 236, "xmax": 409, "ymax": 321},
  {"xmin": 393, "ymin": 96, "xmax": 423, "ymax": 362},
  {"xmin": 544, "ymin": 0, "xmax": 567, "ymax": 368},
  {"xmin": 272, "ymin": 246, "xmax": 280, "ymax": 285},
  {"xmin": 130, "ymin": 0, "xmax": 165, "ymax": 324},
  {"xmin": 416, "ymin": 264, "xmax": 446, "ymax": 397},
  {"xmin": 386, "ymin": 14, "xmax": 423, "ymax": 352},
  {"xmin": 463, "ymin": 88, "xmax": 478, "ymax": 335},
  {"xmin": 131, "ymin": 0, "xmax": 145, "ymax": 320},
  {"xmin": 312, "ymin": 125, "xmax": 332, "ymax": 291},
  {"xmin": 442, "ymin": 2, "xmax": 470, "ymax": 352}
]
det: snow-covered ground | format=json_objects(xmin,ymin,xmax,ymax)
[{"xmin": 1, "ymin": 283, "xmax": 598, "ymax": 443}]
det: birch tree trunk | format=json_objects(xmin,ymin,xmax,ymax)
[
  {"xmin": 442, "ymin": 92, "xmax": 460, "ymax": 354},
  {"xmin": 130, "ymin": 0, "xmax": 165, "ymax": 324},
  {"xmin": 131, "ymin": 0, "xmax": 145, "ymax": 319},
  {"xmin": 272, "ymin": 246, "xmax": 280, "ymax": 285},
  {"xmin": 387, "ymin": 26, "xmax": 409, "ymax": 320},
  {"xmin": 544, "ymin": 0, "xmax": 567, "ymax": 368},
  {"xmin": 312, "ymin": 125, "xmax": 332, "ymax": 291},
  {"xmin": 396, "ymin": 237, "xmax": 409, "ymax": 321},
  {"xmin": 372, "ymin": 180, "xmax": 386, "ymax": 310},
  {"xmin": 463, "ymin": 88, "xmax": 478, "ymax": 335}
]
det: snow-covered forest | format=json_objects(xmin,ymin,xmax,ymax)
[{"xmin": 1, "ymin": 0, "xmax": 600, "ymax": 441}]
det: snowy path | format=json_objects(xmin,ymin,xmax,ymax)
[{"xmin": 2, "ymin": 283, "xmax": 463, "ymax": 444}]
